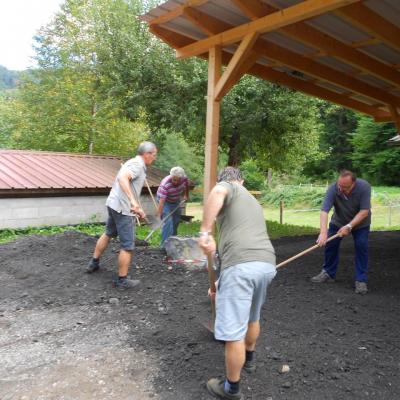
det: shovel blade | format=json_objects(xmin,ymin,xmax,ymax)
[{"xmin": 146, "ymin": 215, "xmax": 162, "ymax": 230}]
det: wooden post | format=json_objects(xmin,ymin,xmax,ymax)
[
  {"xmin": 203, "ymin": 46, "xmax": 222, "ymax": 201},
  {"xmin": 280, "ymin": 200, "xmax": 284, "ymax": 224},
  {"xmin": 389, "ymin": 105, "xmax": 400, "ymax": 132}
]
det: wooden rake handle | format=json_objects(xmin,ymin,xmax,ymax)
[{"xmin": 276, "ymin": 233, "xmax": 340, "ymax": 269}]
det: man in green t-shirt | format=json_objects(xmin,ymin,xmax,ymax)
[{"xmin": 199, "ymin": 166, "xmax": 276, "ymax": 400}]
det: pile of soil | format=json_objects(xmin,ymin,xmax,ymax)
[{"xmin": 1, "ymin": 230, "xmax": 399, "ymax": 399}]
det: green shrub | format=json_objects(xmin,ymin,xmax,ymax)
[{"xmin": 261, "ymin": 185, "xmax": 326, "ymax": 208}]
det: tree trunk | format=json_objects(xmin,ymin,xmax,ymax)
[{"xmin": 227, "ymin": 126, "xmax": 240, "ymax": 166}]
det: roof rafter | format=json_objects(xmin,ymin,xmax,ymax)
[
  {"xmin": 149, "ymin": 24, "xmax": 392, "ymax": 122},
  {"xmin": 178, "ymin": 6, "xmax": 399, "ymax": 106},
  {"xmin": 335, "ymin": 3, "xmax": 400, "ymax": 52},
  {"xmin": 148, "ymin": 0, "xmax": 209, "ymax": 26},
  {"xmin": 232, "ymin": 0, "xmax": 400, "ymax": 87},
  {"xmin": 253, "ymin": 39, "xmax": 398, "ymax": 106},
  {"xmin": 175, "ymin": 0, "xmax": 361, "ymax": 59},
  {"xmin": 183, "ymin": 7, "xmax": 260, "ymax": 101}
]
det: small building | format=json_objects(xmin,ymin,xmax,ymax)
[{"xmin": 0, "ymin": 149, "xmax": 173, "ymax": 229}]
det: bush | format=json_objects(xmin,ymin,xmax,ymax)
[
  {"xmin": 261, "ymin": 185, "xmax": 326, "ymax": 208},
  {"xmin": 239, "ymin": 159, "xmax": 266, "ymax": 191}
]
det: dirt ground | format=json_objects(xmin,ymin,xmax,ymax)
[{"xmin": 1, "ymin": 230, "xmax": 399, "ymax": 400}]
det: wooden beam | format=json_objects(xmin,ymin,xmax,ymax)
[
  {"xmin": 183, "ymin": 7, "xmax": 231, "ymax": 36},
  {"xmin": 335, "ymin": 3, "xmax": 400, "ymax": 52},
  {"xmin": 150, "ymin": 25, "xmax": 196, "ymax": 48},
  {"xmin": 249, "ymin": 64, "xmax": 391, "ymax": 120},
  {"xmin": 233, "ymin": 0, "xmax": 400, "ymax": 87},
  {"xmin": 176, "ymin": 0, "xmax": 360, "ymax": 59},
  {"xmin": 148, "ymin": 0, "xmax": 209, "ymax": 26},
  {"xmin": 214, "ymin": 32, "xmax": 259, "ymax": 101},
  {"xmin": 203, "ymin": 46, "xmax": 221, "ymax": 200},
  {"xmin": 350, "ymin": 38, "xmax": 381, "ymax": 48},
  {"xmin": 254, "ymin": 39, "xmax": 400, "ymax": 106},
  {"xmin": 389, "ymin": 105, "xmax": 400, "ymax": 131},
  {"xmin": 147, "ymin": 25, "xmax": 392, "ymax": 121}
]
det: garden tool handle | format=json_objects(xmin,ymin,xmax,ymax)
[
  {"xmin": 145, "ymin": 178, "xmax": 158, "ymax": 212},
  {"xmin": 207, "ymin": 253, "xmax": 217, "ymax": 293},
  {"xmin": 144, "ymin": 200, "xmax": 186, "ymax": 241},
  {"xmin": 276, "ymin": 233, "xmax": 340, "ymax": 269}
]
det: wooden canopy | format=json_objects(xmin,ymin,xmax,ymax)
[{"xmin": 142, "ymin": 0, "xmax": 400, "ymax": 197}]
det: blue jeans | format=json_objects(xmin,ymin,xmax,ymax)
[
  {"xmin": 323, "ymin": 222, "xmax": 369, "ymax": 282},
  {"xmin": 160, "ymin": 201, "xmax": 181, "ymax": 247}
]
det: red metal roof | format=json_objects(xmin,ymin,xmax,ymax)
[{"xmin": 0, "ymin": 149, "xmax": 168, "ymax": 197}]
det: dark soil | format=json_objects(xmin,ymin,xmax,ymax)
[{"xmin": 1, "ymin": 230, "xmax": 399, "ymax": 400}]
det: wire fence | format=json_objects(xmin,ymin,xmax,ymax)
[{"xmin": 276, "ymin": 203, "xmax": 400, "ymax": 229}]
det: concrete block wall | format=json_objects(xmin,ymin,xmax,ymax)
[{"xmin": 0, "ymin": 195, "xmax": 155, "ymax": 229}]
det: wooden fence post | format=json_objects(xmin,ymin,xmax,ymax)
[{"xmin": 280, "ymin": 200, "xmax": 284, "ymax": 224}]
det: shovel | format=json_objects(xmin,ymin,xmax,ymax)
[
  {"xmin": 145, "ymin": 200, "xmax": 186, "ymax": 242},
  {"xmin": 276, "ymin": 233, "xmax": 340, "ymax": 269}
]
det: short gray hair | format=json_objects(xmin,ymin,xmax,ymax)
[
  {"xmin": 137, "ymin": 141, "xmax": 157, "ymax": 155},
  {"xmin": 170, "ymin": 166, "xmax": 185, "ymax": 178},
  {"xmin": 217, "ymin": 166, "xmax": 242, "ymax": 183}
]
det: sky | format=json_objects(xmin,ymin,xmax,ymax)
[{"xmin": 0, "ymin": 0, "xmax": 64, "ymax": 71}]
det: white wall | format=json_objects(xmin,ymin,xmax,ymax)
[{"xmin": 0, "ymin": 195, "xmax": 155, "ymax": 229}]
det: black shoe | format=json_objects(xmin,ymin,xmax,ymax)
[
  {"xmin": 86, "ymin": 259, "xmax": 100, "ymax": 273},
  {"xmin": 206, "ymin": 378, "xmax": 243, "ymax": 400},
  {"xmin": 243, "ymin": 359, "xmax": 256, "ymax": 373},
  {"xmin": 114, "ymin": 278, "xmax": 140, "ymax": 290}
]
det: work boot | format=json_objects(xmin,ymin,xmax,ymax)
[
  {"xmin": 114, "ymin": 277, "xmax": 140, "ymax": 290},
  {"xmin": 243, "ymin": 359, "xmax": 256, "ymax": 374},
  {"xmin": 206, "ymin": 378, "xmax": 243, "ymax": 400},
  {"xmin": 355, "ymin": 281, "xmax": 368, "ymax": 295},
  {"xmin": 310, "ymin": 270, "xmax": 334, "ymax": 283},
  {"xmin": 86, "ymin": 258, "xmax": 100, "ymax": 273}
]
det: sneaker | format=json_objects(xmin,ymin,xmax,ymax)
[
  {"xmin": 355, "ymin": 281, "xmax": 368, "ymax": 295},
  {"xmin": 86, "ymin": 259, "xmax": 100, "ymax": 273},
  {"xmin": 206, "ymin": 378, "xmax": 243, "ymax": 400},
  {"xmin": 310, "ymin": 270, "xmax": 334, "ymax": 283},
  {"xmin": 243, "ymin": 359, "xmax": 256, "ymax": 373},
  {"xmin": 114, "ymin": 278, "xmax": 141, "ymax": 290}
]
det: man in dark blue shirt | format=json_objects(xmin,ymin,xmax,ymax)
[{"xmin": 311, "ymin": 170, "xmax": 371, "ymax": 294}]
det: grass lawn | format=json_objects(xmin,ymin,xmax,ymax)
[{"xmin": 186, "ymin": 202, "xmax": 400, "ymax": 231}]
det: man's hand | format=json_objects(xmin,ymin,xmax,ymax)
[
  {"xmin": 316, "ymin": 231, "xmax": 328, "ymax": 247},
  {"xmin": 131, "ymin": 203, "xmax": 145, "ymax": 219},
  {"xmin": 208, "ymin": 287, "xmax": 216, "ymax": 301},
  {"xmin": 198, "ymin": 234, "xmax": 216, "ymax": 254},
  {"xmin": 338, "ymin": 224, "xmax": 352, "ymax": 237}
]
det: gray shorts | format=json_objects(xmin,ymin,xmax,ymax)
[
  {"xmin": 105, "ymin": 207, "xmax": 135, "ymax": 251},
  {"xmin": 215, "ymin": 261, "xmax": 276, "ymax": 341}
]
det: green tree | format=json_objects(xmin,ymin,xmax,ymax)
[
  {"xmin": 303, "ymin": 104, "xmax": 358, "ymax": 179},
  {"xmin": 154, "ymin": 130, "xmax": 203, "ymax": 185},
  {"xmin": 350, "ymin": 116, "xmax": 399, "ymax": 185},
  {"xmin": 10, "ymin": 0, "xmax": 156, "ymax": 154}
]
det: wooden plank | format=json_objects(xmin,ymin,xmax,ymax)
[
  {"xmin": 336, "ymin": 3, "xmax": 400, "ymax": 52},
  {"xmin": 214, "ymin": 32, "xmax": 259, "ymax": 101},
  {"xmin": 176, "ymin": 0, "xmax": 360, "ymax": 59},
  {"xmin": 203, "ymin": 46, "xmax": 221, "ymax": 200}
]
